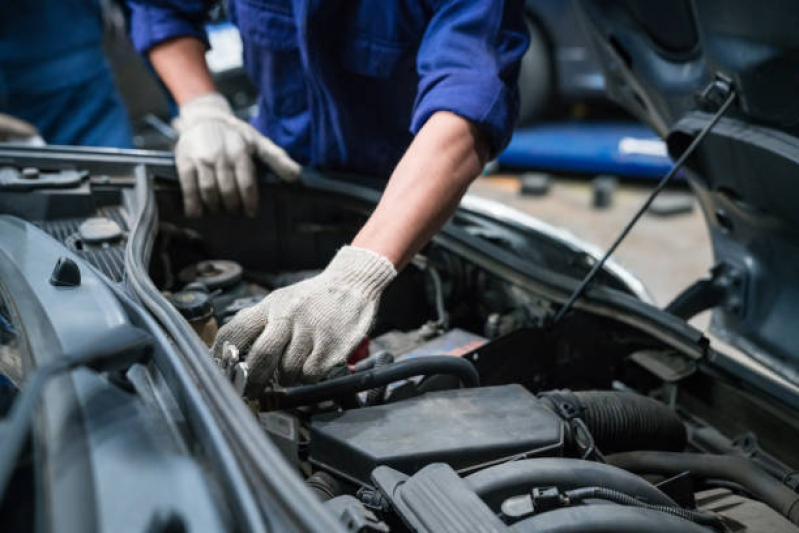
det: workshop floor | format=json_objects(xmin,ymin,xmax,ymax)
[{"xmin": 469, "ymin": 175, "xmax": 713, "ymax": 328}]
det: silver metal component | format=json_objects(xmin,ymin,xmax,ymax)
[
  {"xmin": 410, "ymin": 254, "xmax": 449, "ymax": 331},
  {"xmin": 221, "ymin": 341, "xmax": 240, "ymax": 369},
  {"xmin": 20, "ymin": 167, "xmax": 39, "ymax": 179},
  {"xmin": 217, "ymin": 341, "xmax": 249, "ymax": 394},
  {"xmin": 232, "ymin": 362, "xmax": 249, "ymax": 395}
]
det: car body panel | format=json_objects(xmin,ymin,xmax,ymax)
[
  {"xmin": 0, "ymin": 216, "xmax": 227, "ymax": 533},
  {"xmin": 576, "ymin": 0, "xmax": 799, "ymax": 385}
]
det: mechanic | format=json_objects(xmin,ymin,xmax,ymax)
[
  {"xmin": 0, "ymin": 0, "xmax": 133, "ymax": 148},
  {"xmin": 127, "ymin": 0, "xmax": 528, "ymax": 386}
]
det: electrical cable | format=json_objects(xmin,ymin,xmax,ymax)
[
  {"xmin": 564, "ymin": 486, "xmax": 729, "ymax": 531},
  {"xmin": 607, "ymin": 451, "xmax": 799, "ymax": 525}
]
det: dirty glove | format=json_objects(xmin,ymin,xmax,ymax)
[
  {"xmin": 175, "ymin": 92, "xmax": 301, "ymax": 217},
  {"xmin": 213, "ymin": 246, "xmax": 397, "ymax": 387}
]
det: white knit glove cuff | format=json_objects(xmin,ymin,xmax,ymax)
[
  {"xmin": 176, "ymin": 92, "xmax": 235, "ymax": 131},
  {"xmin": 324, "ymin": 245, "xmax": 397, "ymax": 299}
]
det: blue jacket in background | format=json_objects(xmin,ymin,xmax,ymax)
[
  {"xmin": 127, "ymin": 0, "xmax": 528, "ymax": 177},
  {"xmin": 0, "ymin": 0, "xmax": 133, "ymax": 147}
]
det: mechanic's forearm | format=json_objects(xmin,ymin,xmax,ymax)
[
  {"xmin": 149, "ymin": 37, "xmax": 217, "ymax": 105},
  {"xmin": 352, "ymin": 111, "xmax": 489, "ymax": 270}
]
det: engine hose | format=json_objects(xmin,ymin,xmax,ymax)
[
  {"xmin": 465, "ymin": 458, "xmax": 676, "ymax": 511},
  {"xmin": 306, "ymin": 471, "xmax": 342, "ymax": 502},
  {"xmin": 539, "ymin": 390, "xmax": 686, "ymax": 453},
  {"xmin": 607, "ymin": 451, "xmax": 799, "ymax": 525},
  {"xmin": 565, "ymin": 487, "xmax": 727, "ymax": 531},
  {"xmin": 510, "ymin": 506, "xmax": 715, "ymax": 533},
  {"xmin": 363, "ymin": 351, "xmax": 394, "ymax": 406},
  {"xmin": 261, "ymin": 356, "xmax": 479, "ymax": 408}
]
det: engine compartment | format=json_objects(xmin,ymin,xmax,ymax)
[
  {"xmin": 3, "ymin": 147, "xmax": 798, "ymax": 532},
  {"xmin": 150, "ymin": 182, "xmax": 799, "ymax": 532}
]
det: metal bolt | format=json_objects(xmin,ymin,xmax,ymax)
[{"xmin": 20, "ymin": 167, "xmax": 39, "ymax": 179}]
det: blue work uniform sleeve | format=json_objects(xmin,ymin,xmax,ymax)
[
  {"xmin": 126, "ymin": 0, "xmax": 212, "ymax": 54},
  {"xmin": 411, "ymin": 0, "xmax": 529, "ymax": 156}
]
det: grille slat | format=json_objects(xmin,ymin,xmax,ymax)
[{"xmin": 34, "ymin": 207, "xmax": 128, "ymax": 282}]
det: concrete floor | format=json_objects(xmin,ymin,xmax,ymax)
[{"xmin": 469, "ymin": 174, "xmax": 714, "ymax": 327}]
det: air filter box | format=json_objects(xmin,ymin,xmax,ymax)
[{"xmin": 309, "ymin": 385, "xmax": 564, "ymax": 485}]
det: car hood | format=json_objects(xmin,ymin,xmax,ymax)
[{"xmin": 575, "ymin": 0, "xmax": 799, "ymax": 383}]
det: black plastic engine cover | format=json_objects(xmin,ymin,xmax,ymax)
[{"xmin": 309, "ymin": 385, "xmax": 564, "ymax": 485}]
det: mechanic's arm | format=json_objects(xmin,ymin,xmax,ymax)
[
  {"xmin": 213, "ymin": 0, "xmax": 528, "ymax": 389},
  {"xmin": 213, "ymin": 113, "xmax": 487, "ymax": 389},
  {"xmin": 149, "ymin": 37, "xmax": 216, "ymax": 105},
  {"xmin": 352, "ymin": 111, "xmax": 488, "ymax": 270},
  {"xmin": 126, "ymin": 0, "xmax": 299, "ymax": 216}
]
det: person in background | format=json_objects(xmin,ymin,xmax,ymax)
[
  {"xmin": 126, "ymin": 0, "xmax": 528, "ymax": 388},
  {"xmin": 0, "ymin": 0, "xmax": 133, "ymax": 148}
]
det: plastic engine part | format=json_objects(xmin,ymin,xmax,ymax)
[
  {"xmin": 372, "ymin": 463, "xmax": 506, "ymax": 533},
  {"xmin": 309, "ymin": 385, "xmax": 564, "ymax": 485}
]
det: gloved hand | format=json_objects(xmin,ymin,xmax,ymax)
[
  {"xmin": 175, "ymin": 92, "xmax": 301, "ymax": 217},
  {"xmin": 212, "ymin": 246, "xmax": 397, "ymax": 387}
]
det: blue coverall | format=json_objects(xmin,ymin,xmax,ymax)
[
  {"xmin": 127, "ymin": 0, "xmax": 528, "ymax": 177},
  {"xmin": 0, "ymin": 0, "xmax": 133, "ymax": 148}
]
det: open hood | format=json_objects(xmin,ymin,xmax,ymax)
[{"xmin": 575, "ymin": 0, "xmax": 799, "ymax": 384}]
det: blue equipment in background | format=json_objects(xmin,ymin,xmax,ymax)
[{"xmin": 499, "ymin": 121, "xmax": 674, "ymax": 179}]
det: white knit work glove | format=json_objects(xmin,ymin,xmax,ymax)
[
  {"xmin": 175, "ymin": 93, "xmax": 301, "ymax": 217},
  {"xmin": 212, "ymin": 246, "xmax": 397, "ymax": 387}
]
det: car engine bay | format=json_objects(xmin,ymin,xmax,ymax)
[
  {"xmin": 1, "ymin": 155, "xmax": 797, "ymax": 532},
  {"xmin": 147, "ymin": 182, "xmax": 799, "ymax": 533}
]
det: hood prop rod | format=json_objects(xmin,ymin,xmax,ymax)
[{"xmin": 552, "ymin": 81, "xmax": 736, "ymax": 324}]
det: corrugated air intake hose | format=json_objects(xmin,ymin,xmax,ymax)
[{"xmin": 539, "ymin": 390, "xmax": 687, "ymax": 454}]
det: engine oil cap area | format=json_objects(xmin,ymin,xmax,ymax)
[
  {"xmin": 178, "ymin": 260, "xmax": 243, "ymax": 290},
  {"xmin": 78, "ymin": 217, "xmax": 123, "ymax": 245},
  {"xmin": 169, "ymin": 287, "xmax": 214, "ymax": 321},
  {"xmin": 309, "ymin": 385, "xmax": 564, "ymax": 486}
]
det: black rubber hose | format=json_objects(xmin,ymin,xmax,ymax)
[
  {"xmin": 465, "ymin": 458, "xmax": 676, "ymax": 511},
  {"xmin": 565, "ymin": 487, "xmax": 727, "ymax": 531},
  {"xmin": 263, "ymin": 356, "xmax": 479, "ymax": 408},
  {"xmin": 510, "ymin": 506, "xmax": 715, "ymax": 533},
  {"xmin": 306, "ymin": 471, "xmax": 342, "ymax": 502},
  {"xmin": 607, "ymin": 451, "xmax": 799, "ymax": 525},
  {"xmin": 364, "ymin": 351, "xmax": 394, "ymax": 406},
  {"xmin": 540, "ymin": 390, "xmax": 687, "ymax": 453}
]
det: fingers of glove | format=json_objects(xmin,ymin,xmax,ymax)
[
  {"xmin": 301, "ymin": 338, "xmax": 352, "ymax": 385},
  {"xmin": 197, "ymin": 162, "xmax": 221, "ymax": 213},
  {"xmin": 276, "ymin": 325, "xmax": 314, "ymax": 385},
  {"xmin": 248, "ymin": 126, "xmax": 301, "ymax": 183},
  {"xmin": 176, "ymin": 158, "xmax": 203, "ymax": 218},
  {"xmin": 211, "ymin": 305, "xmax": 266, "ymax": 358},
  {"xmin": 245, "ymin": 320, "xmax": 292, "ymax": 387},
  {"xmin": 233, "ymin": 149, "xmax": 259, "ymax": 217},
  {"xmin": 215, "ymin": 158, "xmax": 240, "ymax": 212}
]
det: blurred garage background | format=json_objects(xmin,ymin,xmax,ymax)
[{"xmin": 16, "ymin": 0, "xmax": 715, "ymax": 324}]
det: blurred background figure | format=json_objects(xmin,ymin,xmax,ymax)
[
  {"xmin": 0, "ymin": 0, "xmax": 133, "ymax": 147},
  {"xmin": 0, "ymin": 113, "xmax": 45, "ymax": 146}
]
